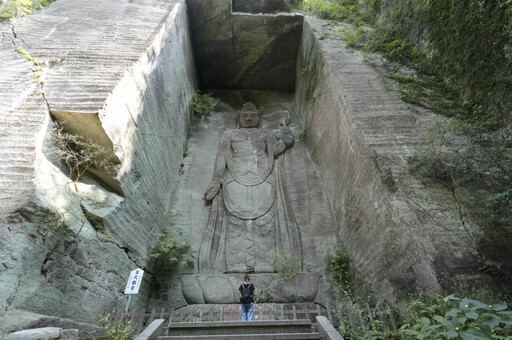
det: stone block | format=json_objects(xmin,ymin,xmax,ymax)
[{"xmin": 5, "ymin": 327, "xmax": 61, "ymax": 340}]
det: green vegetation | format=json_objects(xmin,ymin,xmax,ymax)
[
  {"xmin": 1, "ymin": 0, "xmax": 55, "ymax": 20},
  {"xmin": 295, "ymin": 0, "xmax": 512, "ymax": 227},
  {"xmin": 299, "ymin": 0, "xmax": 361, "ymax": 21},
  {"xmin": 425, "ymin": 0, "xmax": 511, "ymax": 127},
  {"xmin": 324, "ymin": 245, "xmax": 512, "ymax": 339},
  {"xmin": 399, "ymin": 295, "xmax": 512, "ymax": 340},
  {"xmin": 43, "ymin": 194, "xmax": 111, "ymax": 243},
  {"xmin": 17, "ymin": 47, "xmax": 44, "ymax": 84},
  {"xmin": 302, "ymin": 50, "xmax": 323, "ymax": 101},
  {"xmin": 325, "ymin": 243, "xmax": 351, "ymax": 291},
  {"xmin": 409, "ymin": 120, "xmax": 512, "ymax": 225},
  {"xmin": 298, "ymin": 129, "xmax": 307, "ymax": 141},
  {"xmin": 295, "ymin": 0, "xmax": 512, "ymax": 127},
  {"xmin": 274, "ymin": 248, "xmax": 302, "ymax": 280},
  {"xmin": 95, "ymin": 313, "xmax": 135, "ymax": 340},
  {"xmin": 192, "ymin": 90, "xmax": 215, "ymax": 116},
  {"xmin": 385, "ymin": 75, "xmax": 465, "ymax": 118},
  {"xmin": 51, "ymin": 121, "xmax": 118, "ymax": 192},
  {"xmin": 151, "ymin": 216, "xmax": 194, "ymax": 267},
  {"xmin": 374, "ymin": 157, "xmax": 398, "ymax": 192}
]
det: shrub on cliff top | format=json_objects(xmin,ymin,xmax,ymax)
[{"xmin": 0, "ymin": 0, "xmax": 55, "ymax": 20}]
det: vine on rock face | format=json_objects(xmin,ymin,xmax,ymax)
[
  {"xmin": 426, "ymin": 0, "xmax": 512, "ymax": 127},
  {"xmin": 294, "ymin": 0, "xmax": 512, "ymax": 126},
  {"xmin": 296, "ymin": 0, "xmax": 512, "ymax": 238}
]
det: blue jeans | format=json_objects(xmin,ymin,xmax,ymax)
[{"xmin": 241, "ymin": 302, "xmax": 254, "ymax": 321}]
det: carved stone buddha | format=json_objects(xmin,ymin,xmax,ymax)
[{"xmin": 199, "ymin": 102, "xmax": 301, "ymax": 274}]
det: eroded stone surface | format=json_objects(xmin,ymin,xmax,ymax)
[
  {"xmin": 199, "ymin": 102, "xmax": 299, "ymax": 274},
  {"xmin": 149, "ymin": 93, "xmax": 337, "ymax": 307},
  {"xmin": 295, "ymin": 16, "xmax": 503, "ymax": 301},
  {"xmin": 0, "ymin": 0, "xmax": 195, "ymax": 331}
]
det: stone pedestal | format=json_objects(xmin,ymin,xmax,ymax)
[{"xmin": 180, "ymin": 273, "xmax": 321, "ymax": 304}]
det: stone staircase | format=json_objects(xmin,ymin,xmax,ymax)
[
  {"xmin": 134, "ymin": 312, "xmax": 345, "ymax": 340},
  {"xmin": 159, "ymin": 319, "xmax": 323, "ymax": 339}
]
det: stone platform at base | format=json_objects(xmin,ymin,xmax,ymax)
[{"xmin": 179, "ymin": 273, "xmax": 321, "ymax": 304}]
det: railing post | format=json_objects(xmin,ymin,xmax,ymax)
[
  {"xmin": 148, "ymin": 308, "xmax": 156, "ymax": 324},
  {"xmin": 316, "ymin": 316, "xmax": 344, "ymax": 340},
  {"xmin": 326, "ymin": 302, "xmax": 333, "ymax": 324},
  {"xmin": 136, "ymin": 308, "xmax": 146, "ymax": 334},
  {"xmin": 134, "ymin": 319, "xmax": 165, "ymax": 340},
  {"xmin": 168, "ymin": 308, "xmax": 175, "ymax": 324}
]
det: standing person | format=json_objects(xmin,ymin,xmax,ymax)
[{"xmin": 239, "ymin": 273, "xmax": 255, "ymax": 321}]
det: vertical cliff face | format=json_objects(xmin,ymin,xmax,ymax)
[
  {"xmin": 0, "ymin": 0, "xmax": 196, "ymax": 332},
  {"xmin": 186, "ymin": 0, "xmax": 303, "ymax": 90},
  {"xmin": 295, "ymin": 16, "xmax": 505, "ymax": 302},
  {"xmin": 0, "ymin": 0, "xmax": 508, "ymax": 333}
]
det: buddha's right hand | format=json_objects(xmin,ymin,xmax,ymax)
[{"xmin": 205, "ymin": 179, "xmax": 221, "ymax": 200}]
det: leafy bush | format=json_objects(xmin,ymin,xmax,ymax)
[
  {"xmin": 322, "ymin": 243, "xmax": 512, "ymax": 339},
  {"xmin": 325, "ymin": 242, "xmax": 350, "ymax": 290},
  {"xmin": 151, "ymin": 218, "xmax": 194, "ymax": 267},
  {"xmin": 96, "ymin": 313, "xmax": 135, "ymax": 340},
  {"xmin": 400, "ymin": 295, "xmax": 512, "ymax": 339},
  {"xmin": 192, "ymin": 90, "xmax": 214, "ymax": 116}
]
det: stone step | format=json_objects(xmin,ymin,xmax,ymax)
[
  {"xmin": 166, "ymin": 320, "xmax": 316, "ymax": 337},
  {"xmin": 158, "ymin": 332, "xmax": 322, "ymax": 339}
]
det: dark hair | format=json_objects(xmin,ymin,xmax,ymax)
[{"xmin": 244, "ymin": 273, "xmax": 250, "ymax": 280}]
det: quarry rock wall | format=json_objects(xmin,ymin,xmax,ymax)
[
  {"xmin": 0, "ymin": 0, "xmax": 507, "ymax": 333},
  {"xmin": 0, "ymin": 0, "xmax": 196, "ymax": 332},
  {"xmin": 295, "ymin": 16, "xmax": 497, "ymax": 302},
  {"xmin": 186, "ymin": 0, "xmax": 303, "ymax": 91}
]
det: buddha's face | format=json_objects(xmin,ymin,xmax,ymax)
[{"xmin": 239, "ymin": 110, "xmax": 259, "ymax": 128}]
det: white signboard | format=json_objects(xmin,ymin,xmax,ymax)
[{"xmin": 124, "ymin": 268, "xmax": 144, "ymax": 295}]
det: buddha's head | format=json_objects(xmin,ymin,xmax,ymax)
[{"xmin": 239, "ymin": 102, "xmax": 260, "ymax": 129}]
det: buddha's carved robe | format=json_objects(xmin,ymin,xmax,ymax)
[{"xmin": 199, "ymin": 127, "xmax": 301, "ymax": 273}]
